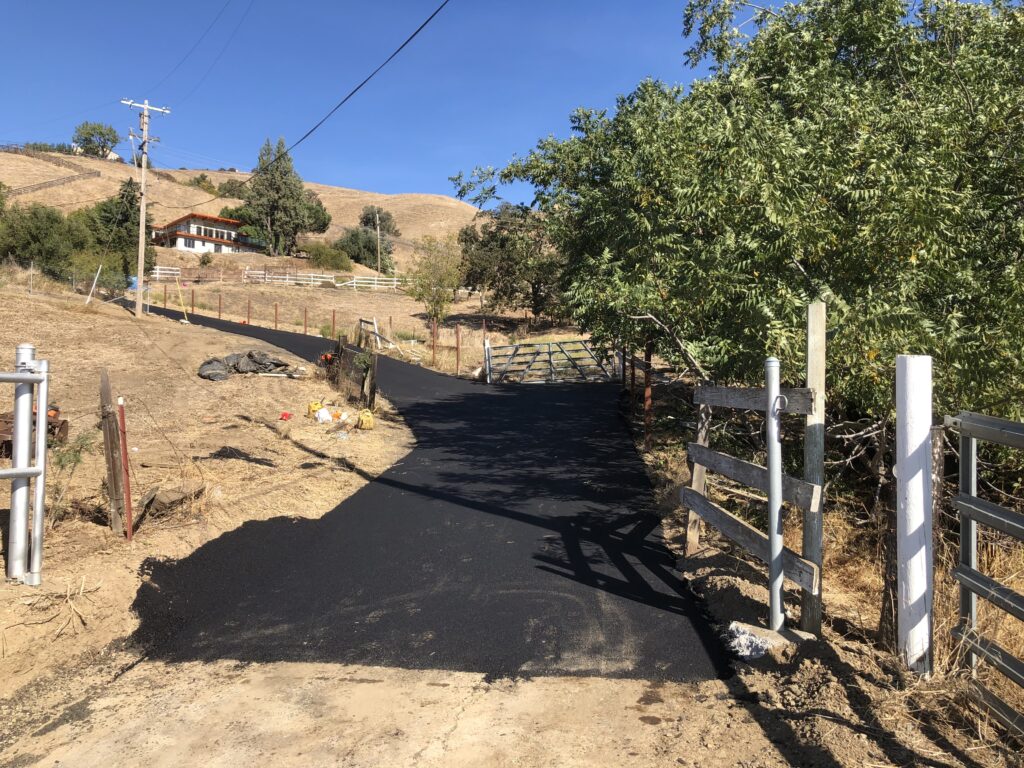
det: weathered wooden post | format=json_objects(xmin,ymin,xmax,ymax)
[
  {"xmin": 801, "ymin": 301, "xmax": 826, "ymax": 635},
  {"xmin": 162, "ymin": 284, "xmax": 167, "ymax": 308},
  {"xmin": 304, "ymin": 307, "xmax": 308, "ymax": 335},
  {"xmin": 643, "ymin": 342, "xmax": 654, "ymax": 451},
  {"xmin": 246, "ymin": 298, "xmax": 251, "ymax": 325},
  {"xmin": 331, "ymin": 310, "xmax": 336, "ymax": 340},
  {"xmin": 275, "ymin": 303, "xmax": 279, "ymax": 330},
  {"xmin": 190, "ymin": 288, "xmax": 195, "ymax": 315},
  {"xmin": 218, "ymin": 292, "xmax": 222, "ymax": 319},
  {"xmin": 99, "ymin": 371, "xmax": 125, "ymax": 537},
  {"xmin": 117, "ymin": 397, "xmax": 134, "ymax": 542},
  {"xmin": 456, "ymin": 323, "xmax": 462, "ymax": 375},
  {"xmin": 432, "ymin": 320, "xmax": 438, "ymax": 367}
]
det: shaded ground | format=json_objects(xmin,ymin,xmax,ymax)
[{"xmin": 132, "ymin": 306, "xmax": 729, "ymax": 680}]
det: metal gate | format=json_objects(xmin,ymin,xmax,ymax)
[
  {"xmin": 484, "ymin": 339, "xmax": 616, "ymax": 384},
  {"xmin": 945, "ymin": 410, "xmax": 1024, "ymax": 739}
]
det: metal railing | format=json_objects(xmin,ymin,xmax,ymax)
[
  {"xmin": 946, "ymin": 410, "xmax": 1024, "ymax": 739},
  {"xmin": 1, "ymin": 344, "xmax": 51, "ymax": 586},
  {"xmin": 484, "ymin": 339, "xmax": 615, "ymax": 384}
]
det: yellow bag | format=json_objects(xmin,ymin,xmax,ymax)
[
  {"xmin": 306, "ymin": 400, "xmax": 324, "ymax": 418},
  {"xmin": 357, "ymin": 409, "xmax": 374, "ymax": 430}
]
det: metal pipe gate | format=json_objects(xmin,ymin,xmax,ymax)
[{"xmin": 1, "ymin": 344, "xmax": 51, "ymax": 586}]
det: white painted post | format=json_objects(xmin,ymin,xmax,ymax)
[
  {"xmin": 85, "ymin": 265, "xmax": 102, "ymax": 305},
  {"xmin": 895, "ymin": 354, "xmax": 934, "ymax": 675},
  {"xmin": 765, "ymin": 357, "xmax": 785, "ymax": 632},
  {"xmin": 7, "ymin": 344, "xmax": 36, "ymax": 581}
]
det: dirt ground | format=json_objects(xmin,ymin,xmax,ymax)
[{"xmin": 1, "ymin": 284, "xmax": 1019, "ymax": 767}]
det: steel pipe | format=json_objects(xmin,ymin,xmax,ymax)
[
  {"xmin": 0, "ymin": 372, "xmax": 45, "ymax": 384},
  {"xmin": 26, "ymin": 359, "xmax": 49, "ymax": 585},
  {"xmin": 0, "ymin": 467, "xmax": 43, "ymax": 480},
  {"xmin": 765, "ymin": 357, "xmax": 784, "ymax": 631},
  {"xmin": 7, "ymin": 344, "xmax": 35, "ymax": 580}
]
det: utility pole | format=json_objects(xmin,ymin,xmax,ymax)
[
  {"xmin": 375, "ymin": 210, "xmax": 381, "ymax": 274},
  {"xmin": 121, "ymin": 98, "xmax": 170, "ymax": 319}
]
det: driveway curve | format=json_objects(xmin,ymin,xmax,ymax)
[{"xmin": 131, "ymin": 306, "xmax": 729, "ymax": 681}]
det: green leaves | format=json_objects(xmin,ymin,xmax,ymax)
[{"xmin": 466, "ymin": 0, "xmax": 1024, "ymax": 422}]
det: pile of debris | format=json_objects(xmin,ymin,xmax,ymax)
[{"xmin": 198, "ymin": 350, "xmax": 303, "ymax": 381}]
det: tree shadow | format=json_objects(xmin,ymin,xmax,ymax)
[{"xmin": 131, "ymin": 357, "xmax": 730, "ymax": 683}]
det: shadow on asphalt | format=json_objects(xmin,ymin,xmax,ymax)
[{"xmin": 129, "ymin": 310, "xmax": 731, "ymax": 682}]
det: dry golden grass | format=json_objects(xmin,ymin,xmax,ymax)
[{"xmin": 0, "ymin": 152, "xmax": 479, "ymax": 272}]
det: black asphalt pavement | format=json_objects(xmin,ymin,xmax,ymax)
[{"xmin": 132, "ymin": 305, "xmax": 729, "ymax": 681}]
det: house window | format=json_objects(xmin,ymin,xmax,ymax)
[
  {"xmin": 184, "ymin": 238, "xmax": 196, "ymax": 248},
  {"xmin": 214, "ymin": 243, "xmax": 223, "ymax": 253}
]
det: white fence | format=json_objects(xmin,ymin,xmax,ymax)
[
  {"xmin": 150, "ymin": 266, "xmax": 182, "ymax": 281},
  {"xmin": 337, "ymin": 276, "xmax": 406, "ymax": 291}
]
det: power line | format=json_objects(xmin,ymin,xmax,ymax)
[
  {"xmin": 157, "ymin": 0, "xmax": 453, "ymax": 212},
  {"xmin": 147, "ymin": 0, "xmax": 235, "ymax": 96},
  {"xmin": 178, "ymin": 0, "xmax": 257, "ymax": 104}
]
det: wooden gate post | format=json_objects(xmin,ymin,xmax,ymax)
[
  {"xmin": 643, "ymin": 341, "xmax": 654, "ymax": 451},
  {"xmin": 432, "ymin": 320, "xmax": 437, "ymax": 367},
  {"xmin": 274, "ymin": 303, "xmax": 279, "ymax": 330},
  {"xmin": 162, "ymin": 284, "xmax": 167, "ymax": 308},
  {"xmin": 332, "ymin": 310, "xmax": 336, "ymax": 340},
  {"xmin": 801, "ymin": 301, "xmax": 826, "ymax": 635},
  {"xmin": 99, "ymin": 370, "xmax": 125, "ymax": 537},
  {"xmin": 246, "ymin": 298, "xmax": 251, "ymax": 325},
  {"xmin": 456, "ymin": 323, "xmax": 462, "ymax": 375},
  {"xmin": 304, "ymin": 307, "xmax": 308, "ymax": 335},
  {"xmin": 218, "ymin": 292, "xmax": 222, "ymax": 319},
  {"xmin": 684, "ymin": 403, "xmax": 712, "ymax": 557}
]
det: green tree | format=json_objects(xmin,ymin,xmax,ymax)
[
  {"xmin": 358, "ymin": 205, "xmax": 401, "ymax": 237},
  {"xmin": 0, "ymin": 204, "xmax": 92, "ymax": 276},
  {"xmin": 335, "ymin": 227, "xmax": 395, "ymax": 274},
  {"xmin": 457, "ymin": 0, "xmax": 1024, "ymax": 426},
  {"xmin": 229, "ymin": 138, "xmax": 330, "ymax": 255},
  {"xmin": 217, "ymin": 178, "xmax": 248, "ymax": 199},
  {"xmin": 187, "ymin": 173, "xmax": 217, "ymax": 194},
  {"xmin": 302, "ymin": 240, "xmax": 352, "ymax": 272},
  {"xmin": 458, "ymin": 203, "xmax": 562, "ymax": 319},
  {"xmin": 407, "ymin": 236, "xmax": 464, "ymax": 321},
  {"xmin": 72, "ymin": 121, "xmax": 122, "ymax": 158}
]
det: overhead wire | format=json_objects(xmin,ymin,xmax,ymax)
[
  {"xmin": 146, "ymin": 0, "xmax": 236, "ymax": 96},
  {"xmin": 178, "ymin": 0, "xmax": 257, "ymax": 105},
  {"xmin": 155, "ymin": 0, "xmax": 453, "ymax": 212}
]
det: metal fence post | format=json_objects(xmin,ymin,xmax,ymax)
[
  {"xmin": 25, "ymin": 358, "xmax": 49, "ymax": 586},
  {"xmin": 959, "ymin": 428, "xmax": 978, "ymax": 672},
  {"xmin": 7, "ymin": 344, "xmax": 35, "ymax": 581},
  {"xmin": 765, "ymin": 357, "xmax": 785, "ymax": 631},
  {"xmin": 484, "ymin": 338, "xmax": 492, "ymax": 384}
]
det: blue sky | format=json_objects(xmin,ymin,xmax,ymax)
[{"xmin": 1, "ymin": 0, "xmax": 710, "ymax": 202}]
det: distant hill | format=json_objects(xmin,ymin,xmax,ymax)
[{"xmin": 0, "ymin": 150, "xmax": 479, "ymax": 271}]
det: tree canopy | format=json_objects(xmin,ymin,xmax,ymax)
[
  {"xmin": 455, "ymin": 0, "xmax": 1024, "ymax": 422},
  {"xmin": 72, "ymin": 121, "xmax": 121, "ymax": 158},
  {"xmin": 358, "ymin": 205, "xmax": 401, "ymax": 237},
  {"xmin": 334, "ymin": 226, "xmax": 395, "ymax": 275},
  {"xmin": 222, "ymin": 138, "xmax": 331, "ymax": 256},
  {"xmin": 407, "ymin": 236, "xmax": 464, "ymax": 321}
]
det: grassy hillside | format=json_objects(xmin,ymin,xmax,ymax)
[{"xmin": 0, "ymin": 151, "xmax": 479, "ymax": 271}]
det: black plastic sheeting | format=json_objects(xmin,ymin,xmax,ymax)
[{"xmin": 197, "ymin": 350, "xmax": 289, "ymax": 381}]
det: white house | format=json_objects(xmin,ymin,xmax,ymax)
[{"xmin": 153, "ymin": 213, "xmax": 263, "ymax": 254}]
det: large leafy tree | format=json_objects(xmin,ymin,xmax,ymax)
[
  {"xmin": 358, "ymin": 205, "xmax": 401, "ymax": 237},
  {"xmin": 407, "ymin": 236, "xmax": 465, "ymax": 321},
  {"xmin": 458, "ymin": 0, "xmax": 1024, "ymax": 424},
  {"xmin": 334, "ymin": 226, "xmax": 395, "ymax": 274},
  {"xmin": 224, "ymin": 138, "xmax": 330, "ymax": 255},
  {"xmin": 458, "ymin": 203, "xmax": 563, "ymax": 319},
  {"xmin": 72, "ymin": 121, "xmax": 122, "ymax": 158}
]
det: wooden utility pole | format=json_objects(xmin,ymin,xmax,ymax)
[{"xmin": 122, "ymin": 98, "xmax": 171, "ymax": 319}]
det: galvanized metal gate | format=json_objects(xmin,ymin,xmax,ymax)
[
  {"xmin": 945, "ymin": 410, "xmax": 1024, "ymax": 739},
  {"xmin": 484, "ymin": 339, "xmax": 616, "ymax": 384}
]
